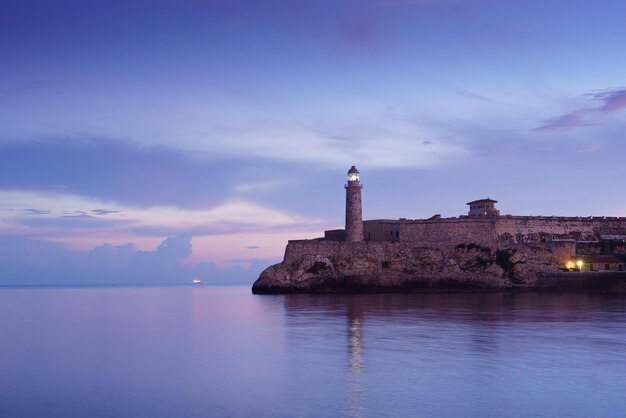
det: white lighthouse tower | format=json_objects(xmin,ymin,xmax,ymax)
[{"xmin": 345, "ymin": 165, "xmax": 364, "ymax": 242}]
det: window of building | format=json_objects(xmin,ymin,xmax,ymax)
[
  {"xmin": 605, "ymin": 264, "xmax": 610, "ymax": 270},
  {"xmin": 382, "ymin": 261, "xmax": 390, "ymax": 268},
  {"xmin": 590, "ymin": 264, "xmax": 594, "ymax": 271},
  {"xmin": 619, "ymin": 265, "xmax": 623, "ymax": 271}
]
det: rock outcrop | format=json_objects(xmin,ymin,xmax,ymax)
[{"xmin": 252, "ymin": 240, "xmax": 574, "ymax": 294}]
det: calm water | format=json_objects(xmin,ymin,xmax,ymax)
[{"xmin": 1, "ymin": 286, "xmax": 626, "ymax": 417}]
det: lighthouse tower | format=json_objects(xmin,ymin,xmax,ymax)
[{"xmin": 345, "ymin": 165, "xmax": 364, "ymax": 242}]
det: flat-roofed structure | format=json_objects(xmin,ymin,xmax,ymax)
[
  {"xmin": 467, "ymin": 198, "xmax": 500, "ymax": 217},
  {"xmin": 363, "ymin": 220, "xmax": 400, "ymax": 242},
  {"xmin": 573, "ymin": 255, "xmax": 625, "ymax": 272}
]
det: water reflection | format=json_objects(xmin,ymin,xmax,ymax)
[
  {"xmin": 347, "ymin": 299, "xmax": 364, "ymax": 418},
  {"xmin": 2, "ymin": 287, "xmax": 626, "ymax": 418},
  {"xmin": 283, "ymin": 292, "xmax": 626, "ymax": 324},
  {"xmin": 282, "ymin": 292, "xmax": 626, "ymax": 417},
  {"xmin": 349, "ymin": 318, "xmax": 363, "ymax": 373}
]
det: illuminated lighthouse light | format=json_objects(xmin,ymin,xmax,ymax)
[{"xmin": 347, "ymin": 166, "xmax": 360, "ymax": 182}]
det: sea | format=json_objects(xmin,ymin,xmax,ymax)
[{"xmin": 1, "ymin": 285, "xmax": 626, "ymax": 418}]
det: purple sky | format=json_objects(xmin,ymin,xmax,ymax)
[{"xmin": 1, "ymin": 0, "xmax": 626, "ymax": 284}]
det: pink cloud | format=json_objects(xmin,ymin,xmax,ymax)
[
  {"xmin": 534, "ymin": 109, "xmax": 595, "ymax": 132},
  {"xmin": 595, "ymin": 89, "xmax": 626, "ymax": 113},
  {"xmin": 577, "ymin": 143, "xmax": 603, "ymax": 153},
  {"xmin": 535, "ymin": 87, "xmax": 626, "ymax": 132}
]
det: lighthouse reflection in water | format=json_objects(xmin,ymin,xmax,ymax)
[
  {"xmin": 3, "ymin": 287, "xmax": 626, "ymax": 418},
  {"xmin": 282, "ymin": 291, "xmax": 626, "ymax": 418},
  {"xmin": 348, "ymin": 301, "xmax": 364, "ymax": 418}
]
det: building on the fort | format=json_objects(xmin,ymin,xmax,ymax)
[
  {"xmin": 322, "ymin": 166, "xmax": 626, "ymax": 271},
  {"xmin": 467, "ymin": 198, "xmax": 500, "ymax": 217},
  {"xmin": 567, "ymin": 255, "xmax": 625, "ymax": 272}
]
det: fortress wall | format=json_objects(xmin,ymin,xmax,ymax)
[
  {"xmin": 282, "ymin": 239, "xmax": 570, "ymax": 278},
  {"xmin": 285, "ymin": 240, "xmax": 346, "ymax": 263},
  {"xmin": 305, "ymin": 218, "xmax": 626, "ymax": 267},
  {"xmin": 548, "ymin": 240, "xmax": 578, "ymax": 264},
  {"xmin": 284, "ymin": 240, "xmax": 422, "ymax": 275},
  {"xmin": 577, "ymin": 241, "xmax": 626, "ymax": 256},
  {"xmin": 286, "ymin": 239, "xmax": 576, "ymax": 260},
  {"xmin": 394, "ymin": 216, "xmax": 626, "ymax": 247},
  {"xmin": 363, "ymin": 220, "xmax": 400, "ymax": 242},
  {"xmin": 495, "ymin": 217, "xmax": 596, "ymax": 242},
  {"xmin": 592, "ymin": 218, "xmax": 626, "ymax": 233},
  {"xmin": 285, "ymin": 240, "xmax": 396, "ymax": 264},
  {"xmin": 399, "ymin": 218, "xmax": 498, "ymax": 247},
  {"xmin": 496, "ymin": 217, "xmax": 626, "ymax": 242}
]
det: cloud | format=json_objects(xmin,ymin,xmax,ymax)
[
  {"xmin": 577, "ymin": 143, "xmax": 603, "ymax": 153},
  {"xmin": 60, "ymin": 210, "xmax": 91, "ymax": 218},
  {"xmin": 595, "ymin": 89, "xmax": 626, "ymax": 113},
  {"xmin": 534, "ymin": 109, "xmax": 596, "ymax": 132},
  {"xmin": 0, "ymin": 235, "xmax": 262, "ymax": 285},
  {"xmin": 23, "ymin": 208, "xmax": 51, "ymax": 215},
  {"xmin": 0, "ymin": 190, "xmax": 324, "ymax": 266},
  {"xmin": 204, "ymin": 110, "xmax": 468, "ymax": 169},
  {"xmin": 91, "ymin": 208, "xmax": 120, "ymax": 215},
  {"xmin": 535, "ymin": 88, "xmax": 626, "ymax": 132},
  {"xmin": 155, "ymin": 235, "xmax": 193, "ymax": 261},
  {"xmin": 16, "ymin": 215, "xmax": 133, "ymax": 230},
  {"xmin": 126, "ymin": 199, "xmax": 320, "ymax": 237},
  {"xmin": 0, "ymin": 136, "xmax": 236, "ymax": 209}
]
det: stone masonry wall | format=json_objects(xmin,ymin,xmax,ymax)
[
  {"xmin": 285, "ymin": 240, "xmax": 390, "ymax": 265},
  {"xmin": 364, "ymin": 220, "xmax": 400, "ymax": 242},
  {"xmin": 249, "ymin": 238, "xmax": 576, "ymax": 293},
  {"xmin": 284, "ymin": 239, "xmax": 574, "ymax": 271},
  {"xmin": 399, "ymin": 218, "xmax": 498, "ymax": 247},
  {"xmin": 397, "ymin": 216, "xmax": 626, "ymax": 247},
  {"xmin": 345, "ymin": 183, "xmax": 363, "ymax": 242},
  {"xmin": 495, "ymin": 217, "xmax": 595, "ymax": 242}
]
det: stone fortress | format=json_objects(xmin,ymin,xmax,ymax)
[{"xmin": 252, "ymin": 166, "xmax": 626, "ymax": 293}]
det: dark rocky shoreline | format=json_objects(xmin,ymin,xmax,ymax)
[
  {"xmin": 252, "ymin": 272, "xmax": 626, "ymax": 294},
  {"xmin": 252, "ymin": 240, "xmax": 626, "ymax": 295}
]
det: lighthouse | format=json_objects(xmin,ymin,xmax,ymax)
[{"xmin": 345, "ymin": 165, "xmax": 364, "ymax": 242}]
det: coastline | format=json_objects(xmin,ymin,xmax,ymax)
[
  {"xmin": 252, "ymin": 271, "xmax": 626, "ymax": 294},
  {"xmin": 252, "ymin": 167, "xmax": 626, "ymax": 296}
]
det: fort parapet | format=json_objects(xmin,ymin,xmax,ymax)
[{"xmin": 362, "ymin": 215, "xmax": 626, "ymax": 247}]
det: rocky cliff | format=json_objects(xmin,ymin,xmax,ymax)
[{"xmin": 252, "ymin": 240, "xmax": 574, "ymax": 294}]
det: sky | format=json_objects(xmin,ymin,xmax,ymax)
[{"xmin": 1, "ymin": 0, "xmax": 626, "ymax": 285}]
